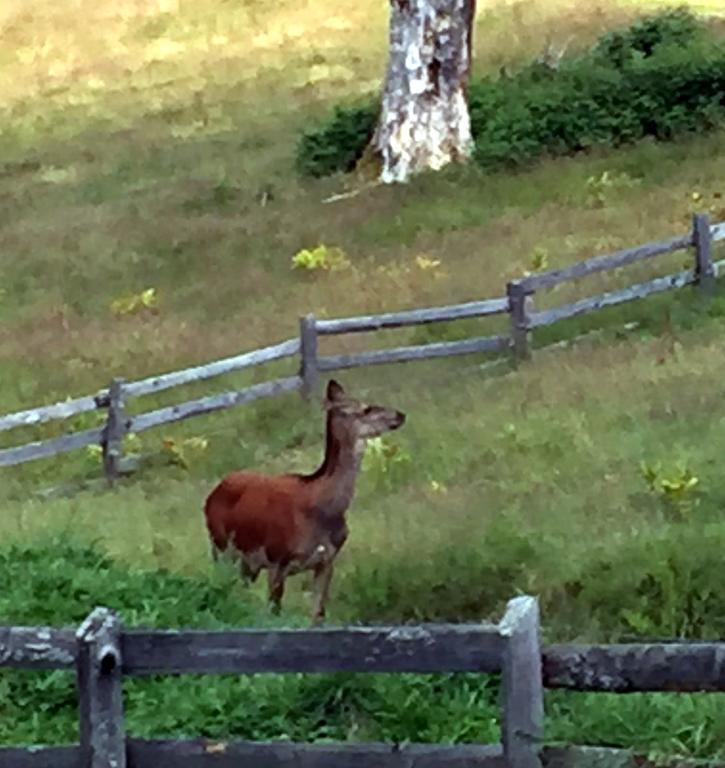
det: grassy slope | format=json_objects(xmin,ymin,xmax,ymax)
[{"xmin": 1, "ymin": 0, "xmax": 725, "ymax": 758}]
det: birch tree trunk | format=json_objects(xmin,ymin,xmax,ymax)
[{"xmin": 367, "ymin": 0, "xmax": 476, "ymax": 184}]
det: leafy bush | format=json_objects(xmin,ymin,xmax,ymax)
[
  {"xmin": 296, "ymin": 104, "xmax": 377, "ymax": 178},
  {"xmin": 296, "ymin": 9, "xmax": 725, "ymax": 178},
  {"xmin": 594, "ymin": 6, "xmax": 703, "ymax": 67}
]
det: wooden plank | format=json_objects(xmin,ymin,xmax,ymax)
[
  {"xmin": 542, "ymin": 643, "xmax": 725, "ymax": 692},
  {"xmin": 0, "ymin": 745, "xmax": 80, "ymax": 768},
  {"xmin": 120, "ymin": 338, "xmax": 300, "ymax": 400},
  {"xmin": 299, "ymin": 314, "xmax": 319, "ymax": 399},
  {"xmin": 76, "ymin": 608, "xmax": 126, "ymax": 768},
  {"xmin": 541, "ymin": 747, "xmax": 636, "ymax": 768},
  {"xmin": 0, "ymin": 627, "xmax": 76, "ymax": 669},
  {"xmin": 507, "ymin": 282, "xmax": 531, "ymax": 363},
  {"xmin": 500, "ymin": 596, "xmax": 544, "ymax": 768},
  {"xmin": 127, "ymin": 376, "xmax": 301, "ymax": 434},
  {"xmin": 4, "ymin": 625, "xmax": 725, "ymax": 692},
  {"xmin": 520, "ymin": 234, "xmax": 692, "ymax": 291},
  {"xmin": 693, "ymin": 213, "xmax": 715, "ymax": 297},
  {"xmin": 0, "ymin": 396, "xmax": 100, "ymax": 433},
  {"xmin": 0, "ymin": 427, "xmax": 104, "ymax": 468},
  {"xmin": 102, "ymin": 378, "xmax": 127, "ymax": 485},
  {"xmin": 542, "ymin": 746, "xmax": 725, "ymax": 768},
  {"xmin": 713, "ymin": 258, "xmax": 725, "ymax": 278},
  {"xmin": 711, "ymin": 221, "xmax": 725, "ymax": 243},
  {"xmin": 528, "ymin": 269, "xmax": 695, "ymax": 329},
  {"xmin": 317, "ymin": 335, "xmax": 510, "ymax": 372},
  {"xmin": 2, "ymin": 744, "xmax": 720, "ymax": 768},
  {"xmin": 315, "ymin": 298, "xmax": 509, "ymax": 336},
  {"xmin": 126, "ymin": 739, "xmax": 504, "ymax": 768},
  {"xmin": 121, "ymin": 624, "xmax": 505, "ymax": 676}
]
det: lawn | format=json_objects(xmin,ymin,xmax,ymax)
[{"xmin": 0, "ymin": 0, "xmax": 724, "ymax": 759}]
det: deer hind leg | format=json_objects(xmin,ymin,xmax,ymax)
[
  {"xmin": 267, "ymin": 565, "xmax": 287, "ymax": 614},
  {"xmin": 240, "ymin": 558, "xmax": 261, "ymax": 585},
  {"xmin": 311, "ymin": 561, "xmax": 335, "ymax": 625}
]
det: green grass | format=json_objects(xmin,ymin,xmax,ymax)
[{"xmin": 1, "ymin": 0, "xmax": 725, "ymax": 760}]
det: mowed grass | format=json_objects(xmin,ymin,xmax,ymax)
[{"xmin": 1, "ymin": 0, "xmax": 725, "ymax": 759}]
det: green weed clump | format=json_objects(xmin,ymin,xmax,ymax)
[
  {"xmin": 296, "ymin": 8, "xmax": 725, "ymax": 177},
  {"xmin": 297, "ymin": 104, "xmax": 378, "ymax": 178}
]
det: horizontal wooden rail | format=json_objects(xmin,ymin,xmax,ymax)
[
  {"xmin": 122, "ymin": 624, "xmax": 505, "ymax": 675},
  {"xmin": 0, "ymin": 626, "xmax": 77, "ymax": 668},
  {"xmin": 520, "ymin": 233, "xmax": 692, "ymax": 292},
  {"xmin": 3, "ymin": 742, "xmax": 723, "ymax": 768},
  {"xmin": 118, "ymin": 338, "xmax": 300, "ymax": 402},
  {"xmin": 3, "ymin": 625, "xmax": 724, "ymax": 692},
  {"xmin": 318, "ymin": 335, "xmax": 509, "ymax": 372},
  {"xmin": 0, "ymin": 427, "xmax": 104, "ymax": 468},
  {"xmin": 6, "ymin": 743, "xmax": 721, "ymax": 768},
  {"xmin": 128, "ymin": 376, "xmax": 302, "ymax": 433},
  {"xmin": 0, "ymin": 740, "xmax": 505, "ymax": 768},
  {"xmin": 542, "ymin": 643, "xmax": 725, "ymax": 693},
  {"xmin": 528, "ymin": 269, "xmax": 695, "ymax": 329},
  {"xmin": 0, "ymin": 395, "xmax": 100, "ymax": 434},
  {"xmin": 712, "ymin": 222, "xmax": 725, "ymax": 242},
  {"xmin": 315, "ymin": 298, "xmax": 509, "ymax": 335}
]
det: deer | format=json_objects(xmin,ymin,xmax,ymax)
[{"xmin": 203, "ymin": 379, "xmax": 406, "ymax": 624}]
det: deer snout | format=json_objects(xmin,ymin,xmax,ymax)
[{"xmin": 391, "ymin": 410, "xmax": 406, "ymax": 429}]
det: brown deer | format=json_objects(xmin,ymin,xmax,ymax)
[{"xmin": 203, "ymin": 379, "xmax": 406, "ymax": 623}]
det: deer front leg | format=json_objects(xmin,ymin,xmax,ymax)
[
  {"xmin": 311, "ymin": 561, "xmax": 335, "ymax": 625},
  {"xmin": 267, "ymin": 565, "xmax": 286, "ymax": 614}
]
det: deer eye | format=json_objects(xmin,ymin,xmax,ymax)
[{"xmin": 363, "ymin": 406, "xmax": 374, "ymax": 415}]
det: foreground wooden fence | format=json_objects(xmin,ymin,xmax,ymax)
[
  {"xmin": 1, "ymin": 214, "xmax": 724, "ymax": 480},
  {"xmin": 2, "ymin": 595, "xmax": 724, "ymax": 768}
]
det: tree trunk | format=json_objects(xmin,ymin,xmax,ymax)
[{"xmin": 366, "ymin": 0, "xmax": 476, "ymax": 184}]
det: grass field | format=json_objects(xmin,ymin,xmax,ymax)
[{"xmin": 1, "ymin": 0, "xmax": 725, "ymax": 759}]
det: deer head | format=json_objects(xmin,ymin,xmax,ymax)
[{"xmin": 324, "ymin": 379, "xmax": 405, "ymax": 440}]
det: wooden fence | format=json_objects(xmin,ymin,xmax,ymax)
[
  {"xmin": 1, "ymin": 214, "xmax": 724, "ymax": 481},
  {"xmin": 2, "ymin": 595, "xmax": 724, "ymax": 768}
]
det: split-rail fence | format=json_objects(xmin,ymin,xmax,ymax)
[
  {"xmin": 1, "ymin": 214, "xmax": 724, "ymax": 481},
  {"xmin": 2, "ymin": 595, "xmax": 724, "ymax": 768}
]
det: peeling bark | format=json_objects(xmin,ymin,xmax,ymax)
[{"xmin": 367, "ymin": 0, "xmax": 476, "ymax": 184}]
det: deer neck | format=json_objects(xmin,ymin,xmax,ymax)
[{"xmin": 308, "ymin": 414, "xmax": 364, "ymax": 519}]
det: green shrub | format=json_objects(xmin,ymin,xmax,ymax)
[
  {"xmin": 594, "ymin": 5, "xmax": 704, "ymax": 67},
  {"xmin": 296, "ymin": 104, "xmax": 377, "ymax": 178},
  {"xmin": 296, "ymin": 9, "xmax": 725, "ymax": 177}
]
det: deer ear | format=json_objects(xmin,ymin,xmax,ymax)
[{"xmin": 325, "ymin": 379, "xmax": 345, "ymax": 403}]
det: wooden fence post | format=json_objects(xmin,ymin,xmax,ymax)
[
  {"xmin": 102, "ymin": 378, "xmax": 126, "ymax": 485},
  {"xmin": 76, "ymin": 607, "xmax": 126, "ymax": 768},
  {"xmin": 500, "ymin": 596, "xmax": 544, "ymax": 768},
  {"xmin": 507, "ymin": 282, "xmax": 533, "ymax": 363},
  {"xmin": 693, "ymin": 213, "xmax": 714, "ymax": 298},
  {"xmin": 299, "ymin": 314, "xmax": 320, "ymax": 399}
]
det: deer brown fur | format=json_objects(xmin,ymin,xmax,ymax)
[{"xmin": 203, "ymin": 379, "xmax": 406, "ymax": 623}]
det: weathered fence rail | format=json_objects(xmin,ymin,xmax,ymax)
[
  {"xmin": 3, "ymin": 625, "xmax": 724, "ymax": 691},
  {"xmin": 1, "ymin": 214, "xmax": 723, "ymax": 479},
  {"xmin": 2, "ymin": 596, "xmax": 724, "ymax": 768}
]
